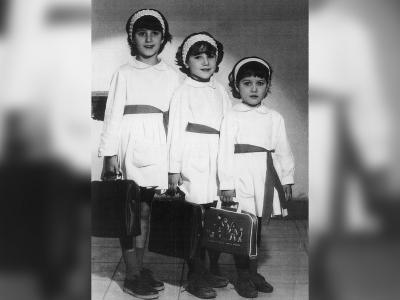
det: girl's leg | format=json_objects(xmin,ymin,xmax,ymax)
[
  {"xmin": 119, "ymin": 236, "xmax": 138, "ymax": 280},
  {"xmin": 201, "ymin": 203, "xmax": 228, "ymax": 287},
  {"xmin": 208, "ymin": 249, "xmax": 221, "ymax": 275},
  {"xmin": 248, "ymin": 257, "xmax": 273, "ymax": 293},
  {"xmin": 136, "ymin": 189, "xmax": 164, "ymax": 291},
  {"xmin": 250, "ymin": 216, "xmax": 274, "ymax": 294},
  {"xmin": 120, "ymin": 236, "xmax": 158, "ymax": 299},
  {"xmin": 135, "ymin": 200, "xmax": 151, "ymax": 269},
  {"xmin": 202, "ymin": 249, "xmax": 228, "ymax": 288},
  {"xmin": 199, "ymin": 247, "xmax": 222, "ymax": 276},
  {"xmin": 257, "ymin": 217, "xmax": 262, "ymax": 248},
  {"xmin": 186, "ymin": 246, "xmax": 217, "ymax": 299},
  {"xmin": 187, "ymin": 256, "xmax": 205, "ymax": 280},
  {"xmin": 249, "ymin": 257, "xmax": 257, "ymax": 275},
  {"xmin": 234, "ymin": 255, "xmax": 249, "ymax": 275},
  {"xmin": 233, "ymin": 255, "xmax": 257, "ymax": 298},
  {"xmin": 121, "ymin": 188, "xmax": 153, "ymax": 278}
]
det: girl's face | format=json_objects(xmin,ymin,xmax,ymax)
[
  {"xmin": 133, "ymin": 29, "xmax": 163, "ymax": 59},
  {"xmin": 187, "ymin": 52, "xmax": 216, "ymax": 81},
  {"xmin": 238, "ymin": 76, "xmax": 268, "ymax": 106}
]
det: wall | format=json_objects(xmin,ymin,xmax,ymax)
[{"xmin": 92, "ymin": 0, "xmax": 308, "ymax": 199}]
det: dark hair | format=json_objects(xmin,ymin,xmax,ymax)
[
  {"xmin": 125, "ymin": 9, "xmax": 172, "ymax": 57},
  {"xmin": 228, "ymin": 58, "xmax": 273, "ymax": 99},
  {"xmin": 175, "ymin": 32, "xmax": 224, "ymax": 75}
]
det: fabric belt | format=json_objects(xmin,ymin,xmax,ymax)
[
  {"xmin": 123, "ymin": 105, "xmax": 169, "ymax": 135},
  {"xmin": 234, "ymin": 143, "xmax": 286, "ymax": 218},
  {"xmin": 123, "ymin": 105, "xmax": 163, "ymax": 114},
  {"xmin": 186, "ymin": 123, "xmax": 220, "ymax": 135}
]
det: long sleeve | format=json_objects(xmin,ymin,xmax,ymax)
[
  {"xmin": 98, "ymin": 71, "xmax": 127, "ymax": 157},
  {"xmin": 220, "ymin": 85, "xmax": 233, "ymax": 118},
  {"xmin": 167, "ymin": 90, "xmax": 189, "ymax": 173},
  {"xmin": 218, "ymin": 112, "xmax": 237, "ymax": 190},
  {"xmin": 274, "ymin": 116, "xmax": 295, "ymax": 185}
]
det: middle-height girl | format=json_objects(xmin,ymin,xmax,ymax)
[{"xmin": 167, "ymin": 32, "xmax": 231, "ymax": 299}]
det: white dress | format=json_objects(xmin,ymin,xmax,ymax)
[
  {"xmin": 218, "ymin": 102, "xmax": 295, "ymax": 217},
  {"xmin": 167, "ymin": 77, "xmax": 232, "ymax": 204},
  {"xmin": 98, "ymin": 58, "xmax": 180, "ymax": 189}
]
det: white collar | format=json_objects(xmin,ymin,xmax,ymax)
[
  {"xmin": 184, "ymin": 76, "xmax": 216, "ymax": 89},
  {"xmin": 233, "ymin": 102, "xmax": 270, "ymax": 114},
  {"xmin": 129, "ymin": 57, "xmax": 169, "ymax": 71}
]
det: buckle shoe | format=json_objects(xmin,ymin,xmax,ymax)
[
  {"xmin": 123, "ymin": 276, "xmax": 159, "ymax": 299},
  {"xmin": 140, "ymin": 268, "xmax": 165, "ymax": 291},
  {"xmin": 250, "ymin": 272, "xmax": 273, "ymax": 293}
]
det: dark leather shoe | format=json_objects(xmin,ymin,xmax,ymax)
[
  {"xmin": 123, "ymin": 276, "xmax": 159, "ymax": 299},
  {"xmin": 140, "ymin": 268, "xmax": 165, "ymax": 291},
  {"xmin": 250, "ymin": 272, "xmax": 273, "ymax": 293},
  {"xmin": 186, "ymin": 276, "xmax": 217, "ymax": 299},
  {"xmin": 234, "ymin": 272, "xmax": 258, "ymax": 298},
  {"xmin": 202, "ymin": 270, "xmax": 229, "ymax": 288}
]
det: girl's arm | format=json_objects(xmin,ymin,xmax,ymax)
[
  {"xmin": 167, "ymin": 90, "xmax": 188, "ymax": 175},
  {"xmin": 101, "ymin": 155, "xmax": 119, "ymax": 180},
  {"xmin": 218, "ymin": 112, "xmax": 237, "ymax": 193},
  {"xmin": 220, "ymin": 85, "xmax": 233, "ymax": 116},
  {"xmin": 166, "ymin": 75, "xmax": 183, "ymax": 191},
  {"xmin": 218, "ymin": 87, "xmax": 235, "ymax": 201},
  {"xmin": 98, "ymin": 70, "xmax": 127, "ymax": 157},
  {"xmin": 274, "ymin": 116, "xmax": 295, "ymax": 186}
]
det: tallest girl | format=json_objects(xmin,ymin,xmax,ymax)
[{"xmin": 98, "ymin": 9, "xmax": 179, "ymax": 299}]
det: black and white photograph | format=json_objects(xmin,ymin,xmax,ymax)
[
  {"xmin": 91, "ymin": 1, "xmax": 308, "ymax": 299},
  {"xmin": 2, "ymin": 0, "xmax": 400, "ymax": 300}
]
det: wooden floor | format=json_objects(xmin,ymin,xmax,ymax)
[{"xmin": 92, "ymin": 219, "xmax": 308, "ymax": 300}]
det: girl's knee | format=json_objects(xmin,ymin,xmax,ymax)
[
  {"xmin": 140, "ymin": 202, "xmax": 151, "ymax": 219},
  {"xmin": 120, "ymin": 236, "xmax": 135, "ymax": 250}
]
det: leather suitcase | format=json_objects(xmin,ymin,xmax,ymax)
[
  {"xmin": 148, "ymin": 191, "xmax": 204, "ymax": 259},
  {"xmin": 91, "ymin": 179, "xmax": 141, "ymax": 238},
  {"xmin": 201, "ymin": 201, "xmax": 258, "ymax": 258}
]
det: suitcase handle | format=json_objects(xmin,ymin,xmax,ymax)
[
  {"xmin": 216, "ymin": 198, "xmax": 242, "ymax": 212},
  {"xmin": 102, "ymin": 172, "xmax": 122, "ymax": 181},
  {"xmin": 155, "ymin": 187, "xmax": 185, "ymax": 201}
]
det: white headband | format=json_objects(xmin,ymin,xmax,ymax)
[
  {"xmin": 129, "ymin": 9, "xmax": 165, "ymax": 41},
  {"xmin": 182, "ymin": 34, "xmax": 218, "ymax": 63},
  {"xmin": 233, "ymin": 58, "xmax": 271, "ymax": 86}
]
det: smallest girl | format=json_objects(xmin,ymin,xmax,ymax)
[{"xmin": 218, "ymin": 57, "xmax": 295, "ymax": 298}]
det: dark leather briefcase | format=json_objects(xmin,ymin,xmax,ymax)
[
  {"xmin": 148, "ymin": 190, "xmax": 204, "ymax": 259},
  {"xmin": 91, "ymin": 179, "xmax": 141, "ymax": 238},
  {"xmin": 202, "ymin": 201, "xmax": 258, "ymax": 258}
]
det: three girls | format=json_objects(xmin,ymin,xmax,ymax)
[{"xmin": 99, "ymin": 8, "xmax": 295, "ymax": 299}]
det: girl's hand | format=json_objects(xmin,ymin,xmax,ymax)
[
  {"xmin": 168, "ymin": 173, "xmax": 182, "ymax": 192},
  {"xmin": 283, "ymin": 184, "xmax": 292, "ymax": 202},
  {"xmin": 101, "ymin": 155, "xmax": 120, "ymax": 180},
  {"xmin": 220, "ymin": 190, "xmax": 235, "ymax": 204}
]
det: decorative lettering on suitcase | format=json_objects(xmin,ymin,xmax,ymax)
[{"xmin": 205, "ymin": 214, "xmax": 245, "ymax": 246}]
